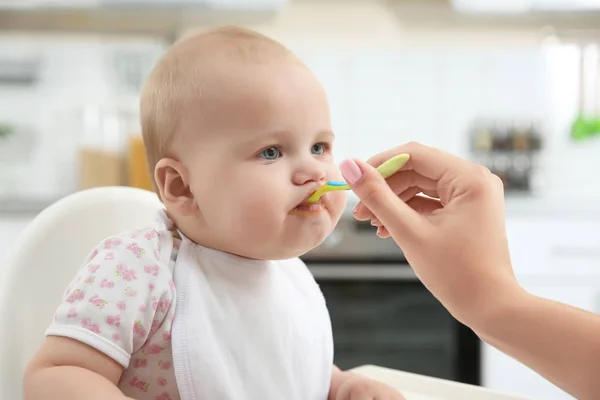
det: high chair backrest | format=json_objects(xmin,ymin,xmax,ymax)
[{"xmin": 0, "ymin": 186, "xmax": 163, "ymax": 399}]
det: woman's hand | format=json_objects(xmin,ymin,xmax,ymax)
[
  {"xmin": 340, "ymin": 142, "xmax": 600, "ymax": 399},
  {"xmin": 339, "ymin": 142, "xmax": 522, "ymax": 327}
]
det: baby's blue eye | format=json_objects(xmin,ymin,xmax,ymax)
[
  {"xmin": 259, "ymin": 147, "xmax": 280, "ymax": 160},
  {"xmin": 311, "ymin": 143, "xmax": 325, "ymax": 155}
]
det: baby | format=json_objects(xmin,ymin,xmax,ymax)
[{"xmin": 23, "ymin": 26, "xmax": 403, "ymax": 400}]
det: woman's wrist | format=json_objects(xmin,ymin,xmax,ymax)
[
  {"xmin": 445, "ymin": 268, "xmax": 528, "ymax": 336},
  {"xmin": 468, "ymin": 279, "xmax": 532, "ymax": 340}
]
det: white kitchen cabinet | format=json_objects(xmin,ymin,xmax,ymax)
[
  {"xmin": 482, "ymin": 214, "xmax": 600, "ymax": 399},
  {"xmin": 506, "ymin": 216, "xmax": 600, "ymax": 276}
]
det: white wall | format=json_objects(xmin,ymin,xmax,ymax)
[{"xmin": 0, "ymin": 1, "xmax": 597, "ymax": 203}]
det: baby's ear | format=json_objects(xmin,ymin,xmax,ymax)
[{"xmin": 154, "ymin": 158, "xmax": 198, "ymax": 216}]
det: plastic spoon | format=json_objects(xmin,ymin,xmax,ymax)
[{"xmin": 305, "ymin": 153, "xmax": 410, "ymax": 204}]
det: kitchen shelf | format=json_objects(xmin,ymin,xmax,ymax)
[
  {"xmin": 388, "ymin": 0, "xmax": 600, "ymax": 31},
  {"xmin": 0, "ymin": 5, "xmax": 278, "ymax": 41}
]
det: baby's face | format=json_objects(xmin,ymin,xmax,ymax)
[{"xmin": 180, "ymin": 61, "xmax": 346, "ymax": 260}]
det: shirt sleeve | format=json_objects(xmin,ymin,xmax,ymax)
[{"xmin": 45, "ymin": 232, "xmax": 174, "ymax": 368}]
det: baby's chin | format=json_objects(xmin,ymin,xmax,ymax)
[
  {"xmin": 279, "ymin": 229, "xmax": 332, "ymax": 259},
  {"xmin": 243, "ymin": 230, "xmax": 332, "ymax": 261}
]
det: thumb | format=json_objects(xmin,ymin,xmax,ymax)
[{"xmin": 339, "ymin": 158, "xmax": 424, "ymax": 241}]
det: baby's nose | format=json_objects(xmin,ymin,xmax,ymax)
[{"xmin": 293, "ymin": 165, "xmax": 327, "ymax": 185}]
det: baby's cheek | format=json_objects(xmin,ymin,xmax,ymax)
[
  {"xmin": 328, "ymin": 166, "xmax": 344, "ymax": 182},
  {"xmin": 243, "ymin": 191, "xmax": 279, "ymax": 214},
  {"xmin": 329, "ymin": 192, "xmax": 347, "ymax": 219},
  {"xmin": 236, "ymin": 195, "xmax": 281, "ymax": 229}
]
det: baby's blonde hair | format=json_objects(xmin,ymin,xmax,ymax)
[{"xmin": 140, "ymin": 25, "xmax": 296, "ymax": 194}]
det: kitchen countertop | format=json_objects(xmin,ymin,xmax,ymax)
[
  {"xmin": 504, "ymin": 195, "xmax": 600, "ymax": 217},
  {"xmin": 3, "ymin": 193, "xmax": 600, "ymax": 219},
  {"xmin": 344, "ymin": 193, "xmax": 600, "ymax": 219},
  {"xmin": 0, "ymin": 198, "xmax": 59, "ymax": 217}
]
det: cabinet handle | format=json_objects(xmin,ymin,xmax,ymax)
[
  {"xmin": 307, "ymin": 265, "xmax": 417, "ymax": 280},
  {"xmin": 550, "ymin": 246, "xmax": 600, "ymax": 258}
]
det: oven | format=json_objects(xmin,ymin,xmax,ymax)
[{"xmin": 301, "ymin": 214, "xmax": 481, "ymax": 385}]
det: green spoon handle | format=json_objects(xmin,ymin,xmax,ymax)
[{"xmin": 306, "ymin": 153, "xmax": 410, "ymax": 203}]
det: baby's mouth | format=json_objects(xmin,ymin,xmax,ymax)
[
  {"xmin": 295, "ymin": 201, "xmax": 325, "ymax": 212},
  {"xmin": 294, "ymin": 194, "xmax": 326, "ymax": 213}
]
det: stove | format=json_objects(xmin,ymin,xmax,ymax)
[{"xmin": 301, "ymin": 214, "xmax": 481, "ymax": 385}]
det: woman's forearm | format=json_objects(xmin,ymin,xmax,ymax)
[{"xmin": 475, "ymin": 288, "xmax": 600, "ymax": 400}]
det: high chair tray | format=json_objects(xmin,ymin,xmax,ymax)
[{"xmin": 351, "ymin": 365, "xmax": 535, "ymax": 400}]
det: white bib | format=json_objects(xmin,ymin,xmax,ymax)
[{"xmin": 170, "ymin": 232, "xmax": 334, "ymax": 400}]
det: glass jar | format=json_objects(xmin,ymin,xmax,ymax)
[{"xmin": 77, "ymin": 104, "xmax": 136, "ymax": 190}]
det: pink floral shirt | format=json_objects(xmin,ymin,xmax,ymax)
[{"xmin": 46, "ymin": 227, "xmax": 181, "ymax": 400}]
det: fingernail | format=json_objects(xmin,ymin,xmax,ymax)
[
  {"xmin": 352, "ymin": 204, "xmax": 360, "ymax": 214},
  {"xmin": 339, "ymin": 159, "xmax": 362, "ymax": 185}
]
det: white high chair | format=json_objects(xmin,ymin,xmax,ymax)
[
  {"xmin": 0, "ymin": 186, "xmax": 531, "ymax": 400},
  {"xmin": 0, "ymin": 186, "xmax": 163, "ymax": 399}
]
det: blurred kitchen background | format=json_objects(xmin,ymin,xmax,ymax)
[{"xmin": 1, "ymin": 0, "xmax": 600, "ymax": 399}]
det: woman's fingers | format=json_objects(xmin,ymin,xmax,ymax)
[
  {"xmin": 353, "ymin": 170, "xmax": 438, "ymax": 219},
  {"xmin": 371, "ymin": 195, "xmax": 443, "ymax": 239},
  {"xmin": 406, "ymin": 195, "xmax": 443, "ymax": 214},
  {"xmin": 388, "ymin": 170, "xmax": 439, "ymax": 197}
]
